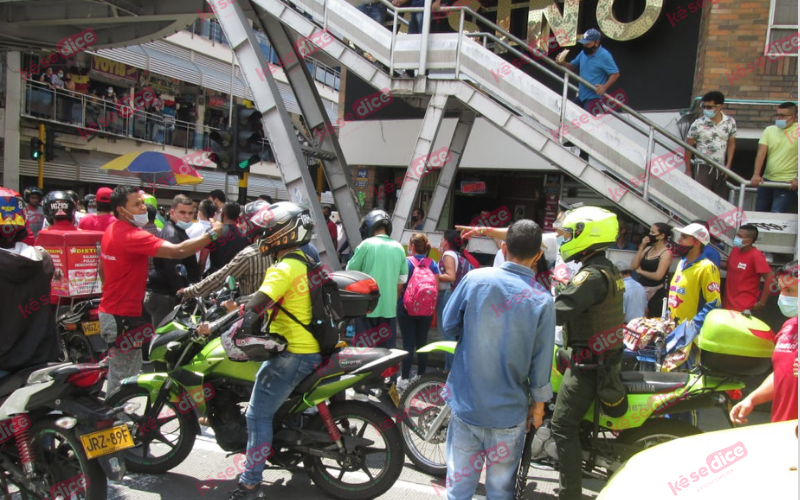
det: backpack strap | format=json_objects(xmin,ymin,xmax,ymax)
[
  {"xmin": 407, "ymin": 256, "xmax": 420, "ymax": 267},
  {"xmin": 272, "ymin": 251, "xmax": 315, "ymax": 334}
]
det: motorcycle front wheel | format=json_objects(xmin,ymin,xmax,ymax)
[
  {"xmin": 303, "ymin": 401, "xmax": 404, "ymax": 500},
  {"xmin": 106, "ymin": 385, "xmax": 198, "ymax": 474},
  {"xmin": 398, "ymin": 372, "xmax": 449, "ymax": 476}
]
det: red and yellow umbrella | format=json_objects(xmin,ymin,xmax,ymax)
[{"xmin": 100, "ymin": 151, "xmax": 204, "ymax": 187}]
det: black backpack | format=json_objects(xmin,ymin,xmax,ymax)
[{"xmin": 273, "ymin": 253, "xmax": 343, "ymax": 358}]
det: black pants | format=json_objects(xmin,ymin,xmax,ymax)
[{"xmin": 396, "ymin": 305, "xmax": 432, "ymax": 379}]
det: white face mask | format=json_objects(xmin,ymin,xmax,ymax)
[
  {"xmin": 122, "ymin": 208, "xmax": 148, "ymax": 227},
  {"xmin": 175, "ymin": 220, "xmax": 193, "ymax": 230}
]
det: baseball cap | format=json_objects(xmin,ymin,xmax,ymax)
[
  {"xmin": 96, "ymin": 187, "xmax": 113, "ymax": 203},
  {"xmin": 674, "ymin": 223, "xmax": 710, "ymax": 246},
  {"xmin": 578, "ymin": 29, "xmax": 602, "ymax": 44}
]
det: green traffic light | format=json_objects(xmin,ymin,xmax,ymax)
[{"xmin": 32, "ymin": 150, "xmax": 41, "ymax": 159}]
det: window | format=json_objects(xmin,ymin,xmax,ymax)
[{"xmin": 765, "ymin": 0, "xmax": 798, "ymax": 57}]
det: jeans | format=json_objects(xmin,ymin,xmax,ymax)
[
  {"xmin": 756, "ymin": 179, "xmax": 797, "ymax": 213},
  {"xmin": 99, "ymin": 312, "xmax": 147, "ymax": 396},
  {"xmin": 240, "ymin": 351, "xmax": 322, "ymax": 486},
  {"xmin": 396, "ymin": 305, "xmax": 432, "ymax": 379},
  {"xmin": 436, "ymin": 288, "xmax": 455, "ymax": 371},
  {"xmin": 357, "ymin": 2, "xmax": 387, "ymax": 25},
  {"xmin": 445, "ymin": 412, "xmax": 527, "ymax": 500},
  {"xmin": 408, "ymin": 12, "xmax": 424, "ymax": 34}
]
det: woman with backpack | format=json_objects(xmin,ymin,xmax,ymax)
[
  {"xmin": 436, "ymin": 230, "xmax": 480, "ymax": 372},
  {"xmin": 397, "ymin": 233, "xmax": 441, "ymax": 390}
]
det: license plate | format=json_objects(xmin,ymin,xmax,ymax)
[
  {"xmin": 389, "ymin": 384, "xmax": 400, "ymax": 406},
  {"xmin": 82, "ymin": 321, "xmax": 101, "ymax": 336},
  {"xmin": 80, "ymin": 425, "xmax": 134, "ymax": 459}
]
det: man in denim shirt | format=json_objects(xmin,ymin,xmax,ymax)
[{"xmin": 442, "ymin": 219, "xmax": 555, "ymax": 500}]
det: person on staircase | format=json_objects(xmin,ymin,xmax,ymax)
[
  {"xmin": 556, "ymin": 29, "xmax": 620, "ymax": 117},
  {"xmin": 685, "ymin": 91, "xmax": 737, "ymax": 199}
]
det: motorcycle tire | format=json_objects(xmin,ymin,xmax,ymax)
[
  {"xmin": 61, "ymin": 330, "xmax": 97, "ymax": 364},
  {"xmin": 616, "ymin": 418, "xmax": 702, "ymax": 452},
  {"xmin": 106, "ymin": 385, "xmax": 198, "ymax": 474},
  {"xmin": 398, "ymin": 372, "xmax": 449, "ymax": 477},
  {"xmin": 29, "ymin": 418, "xmax": 107, "ymax": 500},
  {"xmin": 303, "ymin": 401, "xmax": 404, "ymax": 500}
]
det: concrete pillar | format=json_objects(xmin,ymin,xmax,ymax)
[{"xmin": 3, "ymin": 52, "xmax": 21, "ymax": 190}]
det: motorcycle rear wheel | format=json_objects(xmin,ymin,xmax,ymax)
[
  {"xmin": 106, "ymin": 385, "xmax": 198, "ymax": 474},
  {"xmin": 616, "ymin": 418, "xmax": 701, "ymax": 450},
  {"xmin": 398, "ymin": 372, "xmax": 449, "ymax": 477},
  {"xmin": 61, "ymin": 330, "xmax": 97, "ymax": 364},
  {"xmin": 303, "ymin": 401, "xmax": 404, "ymax": 500}
]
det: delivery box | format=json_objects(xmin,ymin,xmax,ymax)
[{"xmin": 38, "ymin": 230, "xmax": 104, "ymax": 297}]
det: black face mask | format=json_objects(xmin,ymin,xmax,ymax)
[
  {"xmin": 411, "ymin": 215, "xmax": 419, "ymax": 221},
  {"xmin": 646, "ymin": 234, "xmax": 660, "ymax": 246},
  {"xmin": 583, "ymin": 44, "xmax": 598, "ymax": 55},
  {"xmin": 672, "ymin": 244, "xmax": 692, "ymax": 257}
]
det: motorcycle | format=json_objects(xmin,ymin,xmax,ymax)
[
  {"xmin": 398, "ymin": 340, "xmax": 746, "ymax": 481},
  {"xmin": 57, "ymin": 297, "xmax": 104, "ymax": 364},
  {"xmin": 0, "ymin": 360, "xmax": 133, "ymax": 499},
  {"xmin": 107, "ymin": 272, "xmax": 410, "ymax": 500}
]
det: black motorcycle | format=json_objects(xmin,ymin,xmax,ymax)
[{"xmin": 57, "ymin": 297, "xmax": 104, "ymax": 364}]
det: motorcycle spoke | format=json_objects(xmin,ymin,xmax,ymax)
[
  {"xmin": 360, "ymin": 465, "xmax": 374, "ymax": 481},
  {"xmin": 155, "ymin": 414, "xmax": 178, "ymax": 427},
  {"xmin": 356, "ymin": 421, "xmax": 369, "ymax": 438},
  {"xmin": 362, "ymin": 446, "xmax": 388, "ymax": 456},
  {"xmin": 337, "ymin": 468, "xmax": 346, "ymax": 481},
  {"xmin": 150, "ymin": 432, "xmax": 178, "ymax": 449}
]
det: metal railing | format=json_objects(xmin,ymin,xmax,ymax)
[
  {"xmin": 326, "ymin": 0, "xmax": 792, "ymax": 221},
  {"xmin": 21, "ymin": 79, "xmax": 219, "ymax": 153}
]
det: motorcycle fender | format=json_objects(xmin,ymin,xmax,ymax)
[
  {"xmin": 119, "ymin": 373, "xmax": 207, "ymax": 422},
  {"xmin": 88, "ymin": 335, "xmax": 107, "ymax": 355},
  {"xmin": 416, "ymin": 341, "xmax": 457, "ymax": 354},
  {"xmin": 96, "ymin": 453, "xmax": 126, "ymax": 481}
]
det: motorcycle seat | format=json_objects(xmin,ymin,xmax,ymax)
[
  {"xmin": 0, "ymin": 363, "xmax": 60, "ymax": 398},
  {"xmin": 292, "ymin": 347, "xmax": 391, "ymax": 395},
  {"xmin": 620, "ymin": 371, "xmax": 689, "ymax": 395}
]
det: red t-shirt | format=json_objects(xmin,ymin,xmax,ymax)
[
  {"xmin": 723, "ymin": 247, "xmax": 771, "ymax": 311},
  {"xmin": 99, "ymin": 220, "xmax": 164, "ymax": 317},
  {"xmin": 772, "ymin": 317, "xmax": 798, "ymax": 423},
  {"xmin": 327, "ymin": 220, "xmax": 337, "ymax": 244},
  {"xmin": 78, "ymin": 213, "xmax": 116, "ymax": 232}
]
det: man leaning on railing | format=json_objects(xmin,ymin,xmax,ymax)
[{"xmin": 751, "ymin": 101, "xmax": 798, "ymax": 213}]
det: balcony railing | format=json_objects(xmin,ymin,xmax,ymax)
[{"xmin": 22, "ymin": 79, "xmax": 218, "ymax": 153}]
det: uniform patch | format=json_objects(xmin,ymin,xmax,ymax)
[
  {"xmin": 571, "ymin": 271, "xmax": 590, "ymax": 285},
  {"xmin": 707, "ymin": 282, "xmax": 720, "ymax": 293}
]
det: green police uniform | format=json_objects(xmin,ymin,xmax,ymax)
[{"xmin": 551, "ymin": 252, "xmax": 626, "ymax": 500}]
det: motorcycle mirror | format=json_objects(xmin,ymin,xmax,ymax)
[
  {"xmin": 166, "ymin": 341, "xmax": 182, "ymax": 352},
  {"xmin": 226, "ymin": 275, "xmax": 237, "ymax": 291}
]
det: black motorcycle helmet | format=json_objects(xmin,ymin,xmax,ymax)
[
  {"xmin": 254, "ymin": 202, "xmax": 314, "ymax": 255},
  {"xmin": 65, "ymin": 190, "xmax": 80, "ymax": 207},
  {"xmin": 23, "ymin": 186, "xmax": 43, "ymax": 204},
  {"xmin": 360, "ymin": 209, "xmax": 392, "ymax": 238},
  {"xmin": 84, "ymin": 194, "xmax": 97, "ymax": 211},
  {"xmin": 43, "ymin": 191, "xmax": 76, "ymax": 223}
]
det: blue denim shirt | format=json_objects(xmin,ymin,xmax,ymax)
[{"xmin": 442, "ymin": 262, "xmax": 555, "ymax": 428}]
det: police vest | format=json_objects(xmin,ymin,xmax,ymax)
[{"xmin": 566, "ymin": 266, "xmax": 625, "ymax": 348}]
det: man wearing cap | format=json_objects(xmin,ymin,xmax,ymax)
[
  {"xmin": 556, "ymin": 29, "xmax": 620, "ymax": 116},
  {"xmin": 669, "ymin": 223, "xmax": 721, "ymax": 330},
  {"xmin": 78, "ymin": 187, "xmax": 116, "ymax": 232}
]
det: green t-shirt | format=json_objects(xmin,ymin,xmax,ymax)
[
  {"xmin": 347, "ymin": 234, "xmax": 408, "ymax": 318},
  {"xmin": 759, "ymin": 123, "xmax": 799, "ymax": 182}
]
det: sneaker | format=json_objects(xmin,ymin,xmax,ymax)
[
  {"xmin": 396, "ymin": 378, "xmax": 410, "ymax": 392},
  {"xmin": 229, "ymin": 484, "xmax": 265, "ymax": 500}
]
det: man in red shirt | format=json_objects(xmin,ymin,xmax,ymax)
[
  {"xmin": 323, "ymin": 206, "xmax": 337, "ymax": 243},
  {"xmin": 730, "ymin": 260, "xmax": 798, "ymax": 423},
  {"xmin": 721, "ymin": 224, "xmax": 774, "ymax": 313},
  {"xmin": 78, "ymin": 187, "xmax": 116, "ymax": 232},
  {"xmin": 99, "ymin": 185, "xmax": 223, "ymax": 395}
]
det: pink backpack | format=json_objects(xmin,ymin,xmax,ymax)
[{"xmin": 403, "ymin": 257, "xmax": 439, "ymax": 316}]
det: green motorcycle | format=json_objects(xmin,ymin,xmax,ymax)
[
  {"xmin": 400, "ymin": 309, "xmax": 774, "ymax": 481},
  {"xmin": 107, "ymin": 272, "xmax": 409, "ymax": 500}
]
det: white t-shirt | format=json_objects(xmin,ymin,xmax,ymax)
[
  {"xmin": 439, "ymin": 250, "xmax": 459, "ymax": 290},
  {"xmin": 493, "ymin": 249, "xmax": 505, "ymax": 267},
  {"xmin": 186, "ymin": 220, "xmax": 211, "ymax": 272}
]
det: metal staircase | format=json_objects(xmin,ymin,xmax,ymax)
[{"xmin": 213, "ymin": 0, "xmax": 797, "ymax": 258}]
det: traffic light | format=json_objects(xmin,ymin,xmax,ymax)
[
  {"xmin": 209, "ymin": 129, "xmax": 235, "ymax": 171},
  {"xmin": 45, "ymin": 127, "xmax": 56, "ymax": 161},
  {"xmin": 234, "ymin": 105, "xmax": 263, "ymax": 172},
  {"xmin": 30, "ymin": 137, "xmax": 43, "ymax": 160}
]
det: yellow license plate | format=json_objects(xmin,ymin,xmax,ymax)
[
  {"xmin": 389, "ymin": 384, "xmax": 400, "ymax": 406},
  {"xmin": 82, "ymin": 321, "xmax": 101, "ymax": 336},
  {"xmin": 80, "ymin": 425, "xmax": 134, "ymax": 459}
]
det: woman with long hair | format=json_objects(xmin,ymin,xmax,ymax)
[
  {"xmin": 631, "ymin": 222, "xmax": 674, "ymax": 317},
  {"xmin": 397, "ymin": 233, "xmax": 440, "ymax": 389}
]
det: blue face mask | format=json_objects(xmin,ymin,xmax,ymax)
[
  {"xmin": 703, "ymin": 109, "xmax": 716, "ymax": 119},
  {"xmin": 732, "ymin": 237, "xmax": 744, "ymax": 248},
  {"xmin": 176, "ymin": 220, "xmax": 192, "ymax": 230},
  {"xmin": 556, "ymin": 235, "xmax": 565, "ymax": 247},
  {"xmin": 776, "ymin": 119, "xmax": 788, "ymax": 128},
  {"xmin": 778, "ymin": 294, "xmax": 798, "ymax": 317}
]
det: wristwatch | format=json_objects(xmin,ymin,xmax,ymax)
[{"xmin": 206, "ymin": 228, "xmax": 219, "ymax": 241}]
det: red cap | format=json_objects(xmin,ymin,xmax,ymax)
[{"xmin": 96, "ymin": 187, "xmax": 113, "ymax": 203}]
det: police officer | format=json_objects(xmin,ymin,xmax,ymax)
[{"xmin": 550, "ymin": 207, "xmax": 627, "ymax": 500}]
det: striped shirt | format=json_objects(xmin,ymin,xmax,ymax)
[{"xmin": 181, "ymin": 244, "xmax": 271, "ymax": 298}]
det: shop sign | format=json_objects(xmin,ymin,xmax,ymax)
[
  {"xmin": 461, "ymin": 180, "xmax": 486, "ymax": 194},
  {"xmin": 207, "ymin": 96, "xmax": 230, "ymax": 109},
  {"xmin": 357, "ymin": 168, "xmax": 368, "ymax": 178},
  {"xmin": 91, "ymin": 56, "xmax": 138, "ymax": 83},
  {"xmin": 355, "ymin": 179, "xmax": 368, "ymax": 188}
]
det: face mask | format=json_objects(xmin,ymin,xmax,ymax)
[
  {"xmin": 776, "ymin": 119, "xmax": 788, "ymax": 128},
  {"xmin": 556, "ymin": 235, "xmax": 565, "ymax": 246},
  {"xmin": 583, "ymin": 45, "xmax": 598, "ymax": 55},
  {"xmin": 123, "ymin": 208, "xmax": 148, "ymax": 227},
  {"xmin": 411, "ymin": 215, "xmax": 419, "ymax": 221},
  {"xmin": 176, "ymin": 220, "xmax": 192, "ymax": 230},
  {"xmin": 703, "ymin": 109, "xmax": 716, "ymax": 118},
  {"xmin": 88, "ymin": 208, "xmax": 97, "ymax": 214},
  {"xmin": 646, "ymin": 234, "xmax": 659, "ymax": 246},
  {"xmin": 57, "ymin": 72, "xmax": 64, "ymax": 78},
  {"xmin": 672, "ymin": 244, "xmax": 692, "ymax": 257},
  {"xmin": 778, "ymin": 294, "xmax": 798, "ymax": 317},
  {"xmin": 107, "ymin": 89, "xmax": 113, "ymax": 94},
  {"xmin": 732, "ymin": 237, "xmax": 744, "ymax": 248}
]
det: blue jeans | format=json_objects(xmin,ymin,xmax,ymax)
[
  {"xmin": 756, "ymin": 179, "xmax": 797, "ymax": 213},
  {"xmin": 408, "ymin": 12, "xmax": 424, "ymax": 34},
  {"xmin": 396, "ymin": 304, "xmax": 432, "ymax": 379},
  {"xmin": 357, "ymin": 2, "xmax": 387, "ymax": 25},
  {"xmin": 239, "ymin": 351, "xmax": 322, "ymax": 486},
  {"xmin": 436, "ymin": 288, "xmax": 456, "ymax": 371},
  {"xmin": 445, "ymin": 412, "xmax": 527, "ymax": 500}
]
